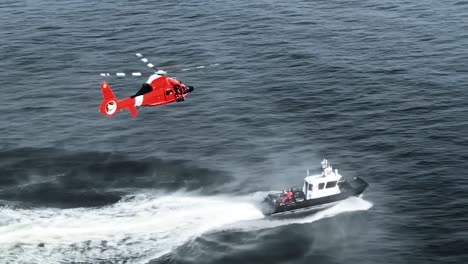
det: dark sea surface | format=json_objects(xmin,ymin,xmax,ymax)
[{"xmin": 1, "ymin": 0, "xmax": 468, "ymax": 263}]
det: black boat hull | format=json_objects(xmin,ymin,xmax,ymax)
[{"xmin": 259, "ymin": 177, "xmax": 369, "ymax": 217}]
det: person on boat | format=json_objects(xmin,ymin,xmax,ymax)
[
  {"xmin": 281, "ymin": 189, "xmax": 294, "ymax": 203},
  {"xmin": 286, "ymin": 189, "xmax": 294, "ymax": 201}
]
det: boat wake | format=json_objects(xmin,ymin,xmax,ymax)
[
  {"xmin": 213, "ymin": 193, "xmax": 373, "ymax": 232},
  {"xmin": 224, "ymin": 195, "xmax": 373, "ymax": 233},
  {"xmin": 0, "ymin": 191, "xmax": 372, "ymax": 263},
  {"xmin": 0, "ymin": 191, "xmax": 263, "ymax": 264}
]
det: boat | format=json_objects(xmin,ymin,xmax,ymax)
[{"xmin": 259, "ymin": 159, "xmax": 369, "ymax": 217}]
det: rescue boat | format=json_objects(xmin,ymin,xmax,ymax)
[{"xmin": 259, "ymin": 159, "xmax": 369, "ymax": 217}]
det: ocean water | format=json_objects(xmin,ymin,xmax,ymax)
[{"xmin": 1, "ymin": 0, "xmax": 467, "ymax": 263}]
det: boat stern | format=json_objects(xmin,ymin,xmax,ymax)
[{"xmin": 259, "ymin": 194, "xmax": 279, "ymax": 215}]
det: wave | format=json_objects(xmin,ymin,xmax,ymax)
[{"xmin": 0, "ymin": 147, "xmax": 233, "ymax": 208}]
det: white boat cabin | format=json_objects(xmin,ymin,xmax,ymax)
[{"xmin": 302, "ymin": 159, "xmax": 343, "ymax": 200}]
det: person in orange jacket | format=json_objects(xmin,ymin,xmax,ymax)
[{"xmin": 281, "ymin": 189, "xmax": 294, "ymax": 203}]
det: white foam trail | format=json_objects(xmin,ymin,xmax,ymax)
[
  {"xmin": 219, "ymin": 196, "xmax": 373, "ymax": 233},
  {"xmin": 0, "ymin": 192, "xmax": 372, "ymax": 264},
  {"xmin": 0, "ymin": 192, "xmax": 264, "ymax": 264}
]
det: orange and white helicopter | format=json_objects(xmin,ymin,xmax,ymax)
[{"xmin": 99, "ymin": 53, "xmax": 195, "ymax": 118}]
